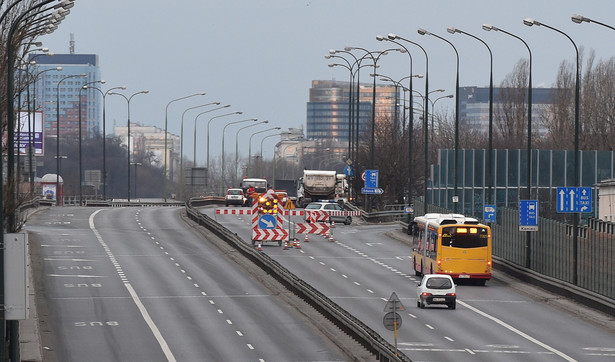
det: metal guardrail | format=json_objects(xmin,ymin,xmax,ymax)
[{"xmin": 185, "ymin": 198, "xmax": 410, "ymax": 362}]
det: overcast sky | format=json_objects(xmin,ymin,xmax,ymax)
[{"xmin": 39, "ymin": 0, "xmax": 615, "ymax": 162}]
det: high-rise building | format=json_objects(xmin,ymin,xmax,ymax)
[
  {"xmin": 306, "ymin": 80, "xmax": 397, "ymax": 142},
  {"xmin": 459, "ymin": 86, "xmax": 556, "ymax": 135},
  {"xmin": 29, "ymin": 53, "xmax": 102, "ymax": 139}
]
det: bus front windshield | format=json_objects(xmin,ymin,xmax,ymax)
[{"xmin": 441, "ymin": 226, "xmax": 489, "ymax": 248}]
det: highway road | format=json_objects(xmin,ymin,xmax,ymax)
[
  {"xmin": 207, "ymin": 205, "xmax": 615, "ymax": 362},
  {"xmin": 26, "ymin": 206, "xmax": 361, "ymax": 361}
]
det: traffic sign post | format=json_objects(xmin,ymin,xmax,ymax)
[
  {"xmin": 383, "ymin": 292, "xmax": 404, "ymax": 356},
  {"xmin": 361, "ymin": 187, "xmax": 383, "ymax": 195},
  {"xmin": 557, "ymin": 187, "xmax": 592, "ymax": 213},
  {"xmin": 483, "ymin": 205, "xmax": 496, "ymax": 223},
  {"xmin": 519, "ymin": 200, "xmax": 539, "ymax": 231}
]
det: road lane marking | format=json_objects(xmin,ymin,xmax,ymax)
[
  {"xmin": 459, "ymin": 300, "xmax": 576, "ymax": 361},
  {"xmin": 89, "ymin": 210, "xmax": 177, "ymax": 362}
]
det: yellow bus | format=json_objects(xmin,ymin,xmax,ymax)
[{"xmin": 410, "ymin": 213, "xmax": 492, "ymax": 285}]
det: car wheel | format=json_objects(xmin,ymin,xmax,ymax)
[
  {"xmin": 449, "ymin": 302, "xmax": 456, "ymax": 310},
  {"xmin": 419, "ymin": 298, "xmax": 425, "ymax": 309},
  {"xmin": 344, "ymin": 216, "xmax": 352, "ymax": 225},
  {"xmin": 416, "ymin": 299, "xmax": 421, "ymax": 308}
]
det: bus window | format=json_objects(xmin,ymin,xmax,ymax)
[{"xmin": 441, "ymin": 226, "xmax": 488, "ymax": 248}]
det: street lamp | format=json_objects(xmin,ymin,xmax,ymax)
[
  {"xmin": 418, "ymin": 28, "xmax": 460, "ymax": 213},
  {"xmin": 387, "ymin": 33, "xmax": 430, "ymax": 215},
  {"xmin": 56, "ymin": 73, "xmax": 86, "ymax": 205},
  {"xmin": 222, "ymin": 118, "xmax": 258, "ymax": 192},
  {"xmin": 178, "ymin": 102, "xmax": 220, "ymax": 200},
  {"xmin": 88, "ymin": 85, "xmax": 126, "ymax": 200},
  {"xmin": 207, "ymin": 111, "xmax": 242, "ymax": 171},
  {"xmin": 235, "ymin": 120, "xmax": 268, "ymax": 185},
  {"xmin": 193, "ymin": 105, "xmax": 231, "ymax": 165},
  {"xmin": 482, "ymin": 23, "xmax": 533, "ymax": 215},
  {"xmin": 524, "ymin": 17, "xmax": 580, "ymax": 283},
  {"xmin": 325, "ymin": 54, "xmax": 354, "ymax": 160},
  {"xmin": 448, "ymin": 26, "xmax": 494, "ymax": 208},
  {"xmin": 78, "ymin": 79, "xmax": 105, "ymax": 205},
  {"xmin": 260, "ymin": 133, "xmax": 281, "ymax": 177},
  {"xmin": 572, "ymin": 14, "xmax": 615, "ymax": 30},
  {"xmin": 163, "ymin": 92, "xmax": 206, "ymax": 201},
  {"xmin": 109, "ymin": 90, "xmax": 149, "ymax": 202},
  {"xmin": 248, "ymin": 127, "xmax": 281, "ymax": 175}
]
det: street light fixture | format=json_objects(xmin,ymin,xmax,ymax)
[
  {"xmin": 387, "ymin": 33, "xmax": 430, "ymax": 215},
  {"xmin": 222, "ymin": 118, "xmax": 258, "ymax": 192},
  {"xmin": 248, "ymin": 127, "xmax": 281, "ymax": 175},
  {"xmin": 178, "ymin": 102, "xmax": 220, "ymax": 200},
  {"xmin": 193, "ymin": 105, "xmax": 231, "ymax": 165},
  {"xmin": 109, "ymin": 90, "xmax": 149, "ymax": 202},
  {"xmin": 235, "ymin": 120, "xmax": 268, "ymax": 185},
  {"xmin": 571, "ymin": 14, "xmax": 615, "ymax": 30},
  {"xmin": 78, "ymin": 79, "xmax": 105, "ymax": 205},
  {"xmin": 448, "ymin": 26, "xmax": 494, "ymax": 207},
  {"xmin": 418, "ymin": 28, "xmax": 460, "ymax": 212},
  {"xmin": 207, "ymin": 111, "xmax": 242, "ymax": 171},
  {"xmin": 88, "ymin": 85, "xmax": 126, "ymax": 199},
  {"xmin": 163, "ymin": 92, "xmax": 206, "ymax": 201},
  {"xmin": 56, "ymin": 73, "xmax": 86, "ymax": 205},
  {"xmin": 524, "ymin": 17, "xmax": 581, "ymax": 283}
]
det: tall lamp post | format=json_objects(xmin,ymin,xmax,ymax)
[
  {"xmin": 193, "ymin": 105, "xmax": 231, "ymax": 165},
  {"xmin": 418, "ymin": 28, "xmax": 460, "ymax": 212},
  {"xmin": 130, "ymin": 162, "xmax": 142, "ymax": 198},
  {"xmin": 222, "ymin": 118, "xmax": 258, "ymax": 193},
  {"xmin": 448, "ymin": 26, "xmax": 494, "ymax": 207},
  {"xmin": 178, "ymin": 102, "xmax": 220, "ymax": 200},
  {"xmin": 235, "ymin": 120, "xmax": 268, "ymax": 185},
  {"xmin": 88, "ymin": 85, "xmax": 126, "ymax": 199},
  {"xmin": 163, "ymin": 92, "xmax": 206, "ymax": 201},
  {"xmin": 109, "ymin": 89, "xmax": 149, "ymax": 202},
  {"xmin": 207, "ymin": 111, "xmax": 242, "ymax": 171},
  {"xmin": 56, "ymin": 73, "xmax": 86, "ymax": 205},
  {"xmin": 260, "ymin": 133, "xmax": 281, "ymax": 177},
  {"xmin": 248, "ymin": 127, "xmax": 281, "ymax": 175},
  {"xmin": 524, "ymin": 17, "xmax": 580, "ymax": 283},
  {"xmin": 78, "ymin": 79, "xmax": 105, "ymax": 205},
  {"xmin": 387, "ymin": 33, "xmax": 430, "ymax": 215}
]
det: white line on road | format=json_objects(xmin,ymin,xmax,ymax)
[{"xmin": 89, "ymin": 210, "xmax": 177, "ymax": 362}]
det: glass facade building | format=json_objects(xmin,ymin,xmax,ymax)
[
  {"xmin": 428, "ymin": 149, "xmax": 614, "ymax": 219},
  {"xmin": 306, "ymin": 80, "xmax": 397, "ymax": 142},
  {"xmin": 29, "ymin": 54, "xmax": 102, "ymax": 139}
]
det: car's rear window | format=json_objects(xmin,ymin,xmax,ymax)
[
  {"xmin": 305, "ymin": 204, "xmax": 322, "ymax": 210},
  {"xmin": 228, "ymin": 190, "xmax": 242, "ymax": 195},
  {"xmin": 426, "ymin": 277, "xmax": 452, "ymax": 289}
]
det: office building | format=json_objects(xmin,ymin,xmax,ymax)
[{"xmin": 30, "ymin": 53, "xmax": 102, "ymax": 139}]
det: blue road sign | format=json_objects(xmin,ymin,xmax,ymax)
[
  {"xmin": 343, "ymin": 164, "xmax": 354, "ymax": 177},
  {"xmin": 361, "ymin": 187, "xmax": 384, "ymax": 195},
  {"xmin": 364, "ymin": 169, "xmax": 379, "ymax": 188},
  {"xmin": 519, "ymin": 200, "xmax": 539, "ymax": 231},
  {"xmin": 556, "ymin": 187, "xmax": 592, "ymax": 213},
  {"xmin": 404, "ymin": 206, "xmax": 414, "ymax": 214},
  {"xmin": 483, "ymin": 205, "xmax": 496, "ymax": 223},
  {"xmin": 258, "ymin": 214, "xmax": 277, "ymax": 229}
]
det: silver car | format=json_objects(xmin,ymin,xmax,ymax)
[{"xmin": 304, "ymin": 202, "xmax": 352, "ymax": 225}]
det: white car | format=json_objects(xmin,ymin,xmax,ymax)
[
  {"xmin": 417, "ymin": 274, "xmax": 456, "ymax": 309},
  {"xmin": 304, "ymin": 201, "xmax": 352, "ymax": 225},
  {"xmin": 225, "ymin": 188, "xmax": 246, "ymax": 206}
]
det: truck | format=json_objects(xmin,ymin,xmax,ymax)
[
  {"xmin": 296, "ymin": 170, "xmax": 337, "ymax": 208},
  {"xmin": 334, "ymin": 173, "xmax": 350, "ymax": 206}
]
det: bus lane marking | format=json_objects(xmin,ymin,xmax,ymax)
[{"xmin": 89, "ymin": 210, "xmax": 177, "ymax": 362}]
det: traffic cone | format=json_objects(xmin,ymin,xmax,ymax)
[
  {"xmin": 304, "ymin": 233, "xmax": 309, "ymax": 243},
  {"xmin": 294, "ymin": 238, "xmax": 301, "ymax": 249},
  {"xmin": 329, "ymin": 232, "xmax": 334, "ymax": 242},
  {"xmin": 257, "ymin": 242, "xmax": 262, "ymax": 251},
  {"xmin": 283, "ymin": 241, "xmax": 289, "ymax": 250},
  {"xmin": 331, "ymin": 219, "xmax": 335, "ymax": 228}
]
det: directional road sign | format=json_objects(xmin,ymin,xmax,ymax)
[
  {"xmin": 519, "ymin": 200, "xmax": 539, "ymax": 231},
  {"xmin": 364, "ymin": 169, "xmax": 379, "ymax": 188},
  {"xmin": 258, "ymin": 214, "xmax": 277, "ymax": 229},
  {"xmin": 361, "ymin": 187, "xmax": 384, "ymax": 195},
  {"xmin": 557, "ymin": 187, "xmax": 592, "ymax": 213},
  {"xmin": 483, "ymin": 205, "xmax": 496, "ymax": 223}
]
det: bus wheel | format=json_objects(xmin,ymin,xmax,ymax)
[{"xmin": 476, "ymin": 279, "xmax": 486, "ymax": 286}]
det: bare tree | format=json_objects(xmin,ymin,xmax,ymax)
[{"xmin": 495, "ymin": 59, "xmax": 529, "ymax": 149}]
